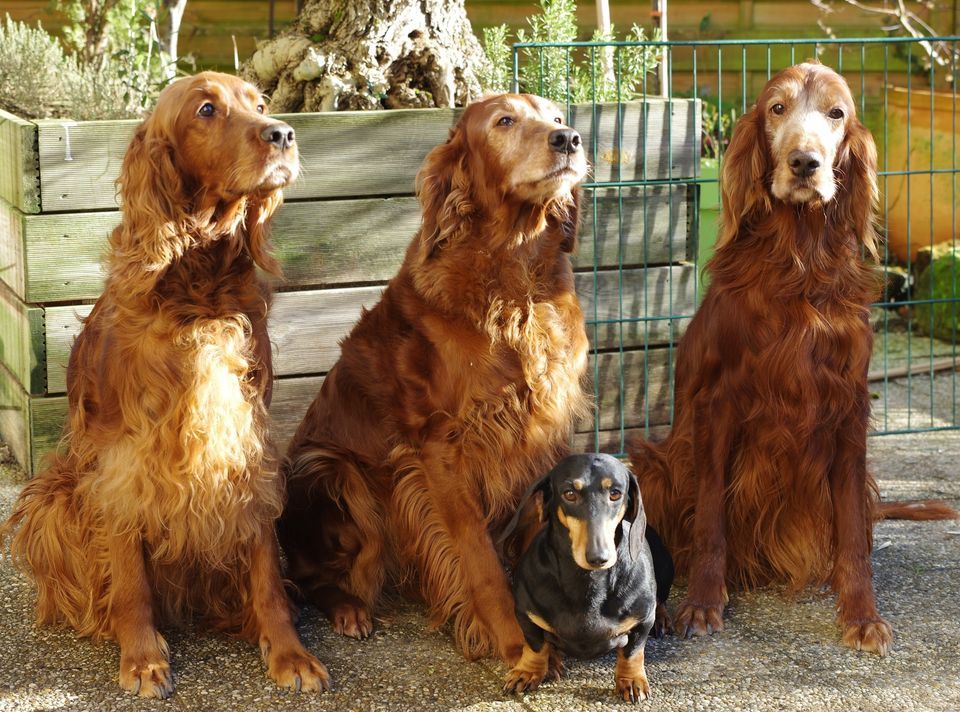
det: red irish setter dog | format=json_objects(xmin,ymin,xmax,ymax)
[
  {"xmin": 1, "ymin": 73, "xmax": 328, "ymax": 697},
  {"xmin": 630, "ymin": 62, "xmax": 956, "ymax": 656},
  {"xmin": 279, "ymin": 93, "xmax": 589, "ymax": 664}
]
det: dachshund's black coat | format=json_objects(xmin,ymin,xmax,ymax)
[{"xmin": 501, "ymin": 453, "xmax": 673, "ymax": 702}]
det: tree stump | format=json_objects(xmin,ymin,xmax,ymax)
[{"xmin": 242, "ymin": 0, "xmax": 490, "ymax": 112}]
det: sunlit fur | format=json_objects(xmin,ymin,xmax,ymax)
[
  {"xmin": 1, "ymin": 72, "xmax": 328, "ymax": 696},
  {"xmin": 279, "ymin": 93, "xmax": 589, "ymax": 664},
  {"xmin": 629, "ymin": 63, "xmax": 897, "ymax": 654}
]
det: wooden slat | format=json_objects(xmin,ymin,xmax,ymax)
[
  {"xmin": 0, "ymin": 282, "xmax": 44, "ymax": 394},
  {"xmin": 33, "ymin": 100, "xmax": 699, "ymax": 213},
  {"xmin": 41, "ymin": 266, "xmax": 695, "ymax": 394},
  {"xmin": 572, "ymin": 99, "xmax": 699, "ymax": 185},
  {"xmin": 571, "ymin": 424, "xmax": 671, "ymax": 456},
  {"xmin": 0, "ymin": 364, "xmax": 31, "ymax": 475},
  {"xmin": 0, "ymin": 197, "xmax": 26, "ymax": 298},
  {"xmin": 0, "ymin": 109, "xmax": 40, "ymax": 213},
  {"xmin": 24, "ymin": 345, "xmax": 681, "ymax": 474},
  {"xmin": 15, "ymin": 185, "xmax": 693, "ymax": 303}
]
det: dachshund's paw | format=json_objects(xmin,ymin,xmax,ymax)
[
  {"xmin": 503, "ymin": 666, "xmax": 546, "ymax": 695},
  {"xmin": 500, "ymin": 641, "xmax": 525, "ymax": 667},
  {"xmin": 841, "ymin": 617, "xmax": 893, "ymax": 657},
  {"xmin": 653, "ymin": 602, "xmax": 673, "ymax": 638},
  {"xmin": 674, "ymin": 599, "xmax": 725, "ymax": 638},
  {"xmin": 266, "ymin": 647, "xmax": 331, "ymax": 692},
  {"xmin": 546, "ymin": 649, "xmax": 566, "ymax": 681},
  {"xmin": 118, "ymin": 654, "xmax": 174, "ymax": 699},
  {"xmin": 616, "ymin": 671, "xmax": 650, "ymax": 704},
  {"xmin": 329, "ymin": 600, "xmax": 374, "ymax": 639}
]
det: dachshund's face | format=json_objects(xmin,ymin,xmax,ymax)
[
  {"xmin": 158, "ymin": 72, "xmax": 300, "ymax": 199},
  {"xmin": 461, "ymin": 93, "xmax": 588, "ymax": 203},
  {"xmin": 551, "ymin": 454, "xmax": 637, "ymax": 571},
  {"xmin": 762, "ymin": 62, "xmax": 857, "ymax": 204}
]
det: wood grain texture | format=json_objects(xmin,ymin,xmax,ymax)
[
  {"xmin": 0, "ymin": 110, "xmax": 39, "ymax": 214},
  {"xmin": 0, "ymin": 364, "xmax": 30, "ymax": 477},
  {"xmin": 0, "ymin": 282, "xmax": 44, "ymax": 395},
  {"xmin": 22, "ymin": 345, "xmax": 681, "ymax": 474},
  {"xmin": 0, "ymin": 198, "xmax": 26, "ymax": 298},
  {"xmin": 41, "ymin": 266, "xmax": 695, "ymax": 393},
  {"xmin": 31, "ymin": 101, "xmax": 698, "ymax": 213},
  {"xmin": 13, "ymin": 185, "xmax": 693, "ymax": 303}
]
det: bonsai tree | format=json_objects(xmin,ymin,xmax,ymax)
[{"xmin": 241, "ymin": 0, "xmax": 489, "ymax": 111}]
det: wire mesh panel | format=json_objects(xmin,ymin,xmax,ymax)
[{"xmin": 512, "ymin": 37, "xmax": 960, "ymax": 453}]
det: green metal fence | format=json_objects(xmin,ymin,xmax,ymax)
[{"xmin": 512, "ymin": 37, "xmax": 960, "ymax": 453}]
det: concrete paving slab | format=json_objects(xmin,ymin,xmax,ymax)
[{"xmin": 0, "ymin": 432, "xmax": 957, "ymax": 711}]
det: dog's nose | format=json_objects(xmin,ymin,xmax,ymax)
[
  {"xmin": 549, "ymin": 128, "xmax": 581, "ymax": 154},
  {"xmin": 788, "ymin": 150, "xmax": 821, "ymax": 178},
  {"xmin": 261, "ymin": 122, "xmax": 295, "ymax": 150},
  {"xmin": 587, "ymin": 553, "xmax": 612, "ymax": 568}
]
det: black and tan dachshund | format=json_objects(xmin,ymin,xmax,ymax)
[{"xmin": 500, "ymin": 453, "xmax": 673, "ymax": 703}]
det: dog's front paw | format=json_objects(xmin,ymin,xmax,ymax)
[
  {"xmin": 841, "ymin": 617, "xmax": 893, "ymax": 657},
  {"xmin": 616, "ymin": 670, "xmax": 650, "ymax": 704},
  {"xmin": 119, "ymin": 652, "xmax": 174, "ymax": 699},
  {"xmin": 503, "ymin": 644, "xmax": 551, "ymax": 695},
  {"xmin": 674, "ymin": 599, "xmax": 725, "ymax": 638},
  {"xmin": 329, "ymin": 599, "xmax": 374, "ymax": 639},
  {"xmin": 653, "ymin": 601, "xmax": 673, "ymax": 638},
  {"xmin": 266, "ymin": 647, "xmax": 331, "ymax": 692}
]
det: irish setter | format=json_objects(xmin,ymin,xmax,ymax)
[
  {"xmin": 279, "ymin": 93, "xmax": 589, "ymax": 664},
  {"xmin": 629, "ymin": 62, "xmax": 956, "ymax": 656},
  {"xmin": 1, "ymin": 72, "xmax": 328, "ymax": 697}
]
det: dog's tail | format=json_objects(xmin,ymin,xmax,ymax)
[{"xmin": 875, "ymin": 500, "xmax": 958, "ymax": 521}]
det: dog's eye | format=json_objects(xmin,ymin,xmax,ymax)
[
  {"xmin": 828, "ymin": 107, "xmax": 844, "ymax": 120},
  {"xmin": 256, "ymin": 104, "xmax": 266, "ymax": 114},
  {"xmin": 497, "ymin": 116, "xmax": 515, "ymax": 127},
  {"xmin": 562, "ymin": 489, "xmax": 577, "ymax": 503},
  {"xmin": 553, "ymin": 117, "xmax": 563, "ymax": 124},
  {"xmin": 198, "ymin": 102, "xmax": 216, "ymax": 118},
  {"xmin": 609, "ymin": 489, "xmax": 623, "ymax": 502},
  {"xmin": 771, "ymin": 103, "xmax": 785, "ymax": 115}
]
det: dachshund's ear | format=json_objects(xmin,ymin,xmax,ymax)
[
  {"xmin": 415, "ymin": 123, "xmax": 473, "ymax": 258},
  {"xmin": 716, "ymin": 105, "xmax": 772, "ymax": 252},
  {"xmin": 624, "ymin": 471, "xmax": 647, "ymax": 562},
  {"xmin": 496, "ymin": 472, "xmax": 552, "ymax": 550},
  {"xmin": 834, "ymin": 118, "xmax": 879, "ymax": 261}
]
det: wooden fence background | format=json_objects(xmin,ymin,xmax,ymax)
[{"xmin": 0, "ymin": 98, "xmax": 701, "ymax": 475}]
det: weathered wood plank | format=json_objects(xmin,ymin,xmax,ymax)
[
  {"xmin": 0, "ymin": 197, "xmax": 26, "ymax": 298},
  {"xmin": 0, "ymin": 365, "xmax": 31, "ymax": 477},
  {"xmin": 23, "ymin": 345, "xmax": 681, "ymax": 473},
  {"xmin": 0, "ymin": 109, "xmax": 40, "ymax": 214},
  {"xmin": 33, "ymin": 100, "xmax": 699, "ymax": 213},
  {"xmin": 0, "ymin": 282, "xmax": 44, "ymax": 394},
  {"xmin": 16, "ymin": 185, "xmax": 693, "ymax": 303},
  {"xmin": 571, "ymin": 424, "xmax": 671, "ymax": 456},
  {"xmin": 41, "ymin": 266, "xmax": 695, "ymax": 393}
]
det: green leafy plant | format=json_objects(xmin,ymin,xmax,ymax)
[
  {"xmin": 478, "ymin": 0, "xmax": 662, "ymax": 103},
  {"xmin": 0, "ymin": 15, "xmax": 164, "ymax": 119},
  {"xmin": 700, "ymin": 100, "xmax": 737, "ymax": 160}
]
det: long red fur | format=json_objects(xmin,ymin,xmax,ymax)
[
  {"xmin": 1, "ymin": 72, "xmax": 327, "ymax": 696},
  {"xmin": 278, "ymin": 94, "xmax": 589, "ymax": 664},
  {"xmin": 629, "ymin": 63, "xmax": 956, "ymax": 655}
]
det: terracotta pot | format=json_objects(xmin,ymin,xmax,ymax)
[{"xmin": 881, "ymin": 86, "xmax": 960, "ymax": 264}]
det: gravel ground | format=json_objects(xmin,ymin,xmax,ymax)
[{"xmin": 0, "ymin": 394, "xmax": 958, "ymax": 710}]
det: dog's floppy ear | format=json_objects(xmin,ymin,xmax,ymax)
[
  {"xmin": 414, "ymin": 121, "xmax": 473, "ymax": 258},
  {"xmin": 497, "ymin": 472, "xmax": 552, "ymax": 551},
  {"xmin": 624, "ymin": 471, "xmax": 647, "ymax": 562},
  {"xmin": 716, "ymin": 104, "xmax": 772, "ymax": 253},
  {"xmin": 833, "ymin": 117, "xmax": 879, "ymax": 261}
]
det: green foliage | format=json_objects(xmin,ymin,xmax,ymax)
[
  {"xmin": 913, "ymin": 245, "xmax": 960, "ymax": 343},
  {"xmin": 701, "ymin": 100, "xmax": 737, "ymax": 160},
  {"xmin": 479, "ymin": 0, "xmax": 661, "ymax": 103},
  {"xmin": 0, "ymin": 15, "xmax": 164, "ymax": 119}
]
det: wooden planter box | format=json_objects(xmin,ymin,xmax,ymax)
[{"xmin": 0, "ymin": 98, "xmax": 700, "ymax": 476}]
